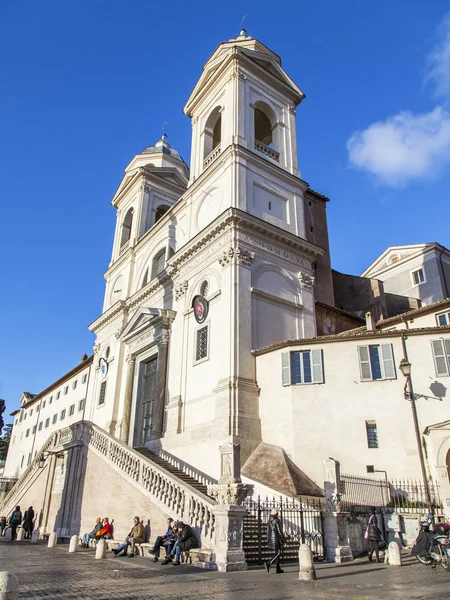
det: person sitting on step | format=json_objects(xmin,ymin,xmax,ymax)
[
  {"xmin": 80, "ymin": 517, "xmax": 102, "ymax": 547},
  {"xmin": 149, "ymin": 517, "xmax": 175, "ymax": 563},
  {"xmin": 161, "ymin": 521, "xmax": 198, "ymax": 566},
  {"xmin": 112, "ymin": 516, "xmax": 145, "ymax": 557},
  {"xmin": 95, "ymin": 517, "xmax": 112, "ymax": 542}
]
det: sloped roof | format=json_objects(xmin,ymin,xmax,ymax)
[{"xmin": 242, "ymin": 442, "xmax": 323, "ymax": 497}]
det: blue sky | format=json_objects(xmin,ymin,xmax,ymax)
[{"xmin": 1, "ymin": 1, "xmax": 450, "ymax": 418}]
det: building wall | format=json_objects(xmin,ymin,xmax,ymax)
[
  {"xmin": 255, "ymin": 330, "xmax": 450, "ymax": 494},
  {"xmin": 333, "ymin": 270, "xmax": 387, "ymax": 320}
]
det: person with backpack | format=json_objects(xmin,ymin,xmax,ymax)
[{"xmin": 9, "ymin": 505, "xmax": 22, "ymax": 540}]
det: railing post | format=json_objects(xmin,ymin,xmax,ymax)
[{"xmin": 257, "ymin": 497, "xmax": 262, "ymax": 565}]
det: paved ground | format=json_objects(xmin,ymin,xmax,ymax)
[{"xmin": 0, "ymin": 540, "xmax": 449, "ymax": 599}]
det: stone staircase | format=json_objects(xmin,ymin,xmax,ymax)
[
  {"xmin": 135, "ymin": 448, "xmax": 209, "ymax": 497},
  {"xmin": 243, "ymin": 514, "xmax": 306, "ymax": 564}
]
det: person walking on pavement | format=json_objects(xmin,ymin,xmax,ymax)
[
  {"xmin": 8, "ymin": 505, "xmax": 22, "ymax": 541},
  {"xmin": 366, "ymin": 507, "xmax": 382, "ymax": 563},
  {"xmin": 265, "ymin": 508, "xmax": 286, "ymax": 574}
]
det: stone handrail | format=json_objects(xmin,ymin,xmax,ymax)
[
  {"xmin": 157, "ymin": 448, "xmax": 218, "ymax": 487},
  {"xmin": 1, "ymin": 421, "xmax": 217, "ymax": 545},
  {"xmin": 254, "ymin": 140, "xmax": 280, "ymax": 162},
  {"xmin": 203, "ymin": 145, "xmax": 221, "ymax": 169}
]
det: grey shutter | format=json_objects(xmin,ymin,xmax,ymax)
[
  {"xmin": 311, "ymin": 349, "xmax": 324, "ymax": 383},
  {"xmin": 358, "ymin": 346, "xmax": 372, "ymax": 381},
  {"xmin": 281, "ymin": 352, "xmax": 291, "ymax": 386},
  {"xmin": 431, "ymin": 340, "xmax": 449, "ymax": 376},
  {"xmin": 380, "ymin": 344, "xmax": 396, "ymax": 379}
]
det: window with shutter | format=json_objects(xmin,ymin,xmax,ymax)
[
  {"xmin": 282, "ymin": 350, "xmax": 324, "ymax": 385},
  {"xmin": 358, "ymin": 344, "xmax": 396, "ymax": 381},
  {"xmin": 431, "ymin": 339, "xmax": 450, "ymax": 376}
]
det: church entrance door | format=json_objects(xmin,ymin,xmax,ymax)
[{"xmin": 134, "ymin": 356, "xmax": 158, "ymax": 446}]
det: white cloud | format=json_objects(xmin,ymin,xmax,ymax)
[
  {"xmin": 426, "ymin": 12, "xmax": 450, "ymax": 100},
  {"xmin": 347, "ymin": 13, "xmax": 450, "ymax": 187},
  {"xmin": 347, "ymin": 107, "xmax": 450, "ymax": 186}
]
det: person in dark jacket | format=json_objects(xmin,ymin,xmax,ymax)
[
  {"xmin": 366, "ymin": 507, "xmax": 382, "ymax": 563},
  {"xmin": 80, "ymin": 517, "xmax": 102, "ymax": 547},
  {"xmin": 161, "ymin": 521, "xmax": 198, "ymax": 566},
  {"xmin": 8, "ymin": 505, "xmax": 22, "ymax": 541},
  {"xmin": 265, "ymin": 509, "xmax": 286, "ymax": 574},
  {"xmin": 411, "ymin": 522, "xmax": 433, "ymax": 558},
  {"xmin": 23, "ymin": 506, "xmax": 35, "ymax": 539},
  {"xmin": 149, "ymin": 517, "xmax": 175, "ymax": 563}
]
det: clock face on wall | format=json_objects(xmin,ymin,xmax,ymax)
[
  {"xmin": 192, "ymin": 295, "xmax": 209, "ymax": 324},
  {"xmin": 99, "ymin": 358, "xmax": 108, "ymax": 379}
]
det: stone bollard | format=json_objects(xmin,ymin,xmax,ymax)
[
  {"xmin": 4, "ymin": 529, "xmax": 11, "ymax": 542},
  {"xmin": 30, "ymin": 530, "xmax": 39, "ymax": 544},
  {"xmin": 47, "ymin": 533, "xmax": 58, "ymax": 548},
  {"xmin": 95, "ymin": 539, "xmax": 106, "ymax": 559},
  {"xmin": 0, "ymin": 571, "xmax": 19, "ymax": 600},
  {"xmin": 68, "ymin": 535, "xmax": 78, "ymax": 553},
  {"xmin": 16, "ymin": 529, "xmax": 24, "ymax": 542},
  {"xmin": 298, "ymin": 543, "xmax": 317, "ymax": 581},
  {"xmin": 388, "ymin": 541, "xmax": 402, "ymax": 566}
]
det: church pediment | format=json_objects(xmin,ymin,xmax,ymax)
[{"xmin": 121, "ymin": 307, "xmax": 176, "ymax": 343}]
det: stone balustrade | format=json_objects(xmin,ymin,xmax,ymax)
[
  {"xmin": 254, "ymin": 140, "xmax": 280, "ymax": 161},
  {"xmin": 158, "ymin": 448, "xmax": 217, "ymax": 487},
  {"xmin": 203, "ymin": 145, "xmax": 221, "ymax": 169}
]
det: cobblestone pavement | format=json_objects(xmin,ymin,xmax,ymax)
[{"xmin": 0, "ymin": 540, "xmax": 449, "ymax": 599}]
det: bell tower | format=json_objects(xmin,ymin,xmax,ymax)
[{"xmin": 183, "ymin": 30, "xmax": 308, "ymax": 243}]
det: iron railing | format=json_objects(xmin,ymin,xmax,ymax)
[
  {"xmin": 340, "ymin": 473, "xmax": 444, "ymax": 513},
  {"xmin": 243, "ymin": 495, "xmax": 324, "ymax": 564}
]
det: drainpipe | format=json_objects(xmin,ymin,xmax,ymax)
[{"xmin": 438, "ymin": 245, "xmax": 449, "ymax": 299}]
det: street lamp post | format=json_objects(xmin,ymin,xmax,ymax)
[{"xmin": 398, "ymin": 338, "xmax": 433, "ymax": 514}]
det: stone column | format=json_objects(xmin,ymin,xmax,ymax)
[
  {"xmin": 120, "ymin": 355, "xmax": 136, "ymax": 443},
  {"xmin": 152, "ymin": 336, "xmax": 169, "ymax": 438},
  {"xmin": 322, "ymin": 459, "xmax": 353, "ymax": 563}
]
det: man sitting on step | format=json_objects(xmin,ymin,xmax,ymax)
[
  {"xmin": 112, "ymin": 516, "xmax": 145, "ymax": 557},
  {"xmin": 80, "ymin": 517, "xmax": 102, "ymax": 547},
  {"xmin": 149, "ymin": 518, "xmax": 175, "ymax": 563},
  {"xmin": 161, "ymin": 521, "xmax": 199, "ymax": 566}
]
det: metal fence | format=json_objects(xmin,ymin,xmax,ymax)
[
  {"xmin": 243, "ymin": 495, "xmax": 324, "ymax": 564},
  {"xmin": 340, "ymin": 473, "xmax": 443, "ymax": 513}
]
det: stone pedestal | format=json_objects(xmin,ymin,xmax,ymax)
[
  {"xmin": 30, "ymin": 530, "xmax": 39, "ymax": 544},
  {"xmin": 0, "ymin": 571, "xmax": 19, "ymax": 600},
  {"xmin": 388, "ymin": 541, "xmax": 402, "ymax": 566},
  {"xmin": 16, "ymin": 529, "xmax": 24, "ymax": 542},
  {"xmin": 298, "ymin": 543, "xmax": 317, "ymax": 580},
  {"xmin": 95, "ymin": 539, "xmax": 106, "ymax": 559},
  {"xmin": 212, "ymin": 505, "xmax": 248, "ymax": 572},
  {"xmin": 68, "ymin": 535, "xmax": 78, "ymax": 553},
  {"xmin": 323, "ymin": 512, "xmax": 353, "ymax": 563},
  {"xmin": 47, "ymin": 532, "xmax": 58, "ymax": 548}
]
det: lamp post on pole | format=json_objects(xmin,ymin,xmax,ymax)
[{"xmin": 398, "ymin": 337, "xmax": 433, "ymax": 514}]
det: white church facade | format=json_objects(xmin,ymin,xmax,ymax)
[{"xmin": 3, "ymin": 32, "xmax": 450, "ymax": 565}]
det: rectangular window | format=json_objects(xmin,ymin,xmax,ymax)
[
  {"xmin": 56, "ymin": 391, "xmax": 61, "ymax": 400},
  {"xmin": 36, "ymin": 405, "xmax": 39, "ymax": 412},
  {"xmin": 38, "ymin": 421, "xmax": 43, "ymax": 431},
  {"xmin": 42, "ymin": 400, "xmax": 46, "ymax": 408},
  {"xmin": 358, "ymin": 344, "xmax": 396, "ymax": 381},
  {"xmin": 366, "ymin": 421, "xmax": 379, "ymax": 448},
  {"xmin": 60, "ymin": 409, "xmax": 66, "ymax": 421},
  {"xmin": 72, "ymin": 380, "xmax": 77, "ymax": 390},
  {"xmin": 29, "ymin": 409, "xmax": 33, "ymax": 416},
  {"xmin": 411, "ymin": 268, "xmax": 425, "ymax": 286},
  {"xmin": 69, "ymin": 404, "xmax": 75, "ymax": 416},
  {"xmin": 49, "ymin": 396, "xmax": 53, "ymax": 404},
  {"xmin": 437, "ymin": 312, "xmax": 450, "ymax": 326},
  {"xmin": 45, "ymin": 418, "xmax": 50, "ymax": 428},
  {"xmin": 24, "ymin": 412, "xmax": 27, "ymax": 420},
  {"xmin": 32, "ymin": 425, "xmax": 36, "ymax": 434},
  {"xmin": 431, "ymin": 339, "xmax": 450, "ymax": 376},
  {"xmin": 52, "ymin": 414, "xmax": 57, "ymax": 424},
  {"xmin": 26, "ymin": 429, "xmax": 30, "ymax": 438},
  {"xmin": 195, "ymin": 325, "xmax": 209, "ymax": 362},
  {"xmin": 78, "ymin": 399, "xmax": 84, "ymax": 412},
  {"xmin": 282, "ymin": 349, "xmax": 324, "ymax": 386},
  {"xmin": 82, "ymin": 374, "xmax": 87, "ymax": 384},
  {"xmin": 27, "ymin": 453, "xmax": 32, "ymax": 466},
  {"xmin": 20, "ymin": 455, "xmax": 24, "ymax": 468},
  {"xmin": 63, "ymin": 386, "xmax": 68, "ymax": 395},
  {"xmin": 98, "ymin": 381, "xmax": 107, "ymax": 406}
]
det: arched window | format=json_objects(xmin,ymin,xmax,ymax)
[
  {"xmin": 120, "ymin": 208, "xmax": 133, "ymax": 247},
  {"xmin": 253, "ymin": 101, "xmax": 280, "ymax": 161},
  {"xmin": 155, "ymin": 205, "xmax": 169, "ymax": 224},
  {"xmin": 203, "ymin": 106, "xmax": 222, "ymax": 162},
  {"xmin": 255, "ymin": 108, "xmax": 273, "ymax": 146},
  {"xmin": 200, "ymin": 280, "xmax": 209, "ymax": 297},
  {"xmin": 151, "ymin": 248, "xmax": 166, "ymax": 280}
]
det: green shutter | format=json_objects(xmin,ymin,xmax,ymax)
[
  {"xmin": 281, "ymin": 352, "xmax": 291, "ymax": 386},
  {"xmin": 358, "ymin": 346, "xmax": 372, "ymax": 381},
  {"xmin": 431, "ymin": 340, "xmax": 449, "ymax": 376},
  {"xmin": 311, "ymin": 349, "xmax": 324, "ymax": 383},
  {"xmin": 380, "ymin": 344, "xmax": 396, "ymax": 379}
]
